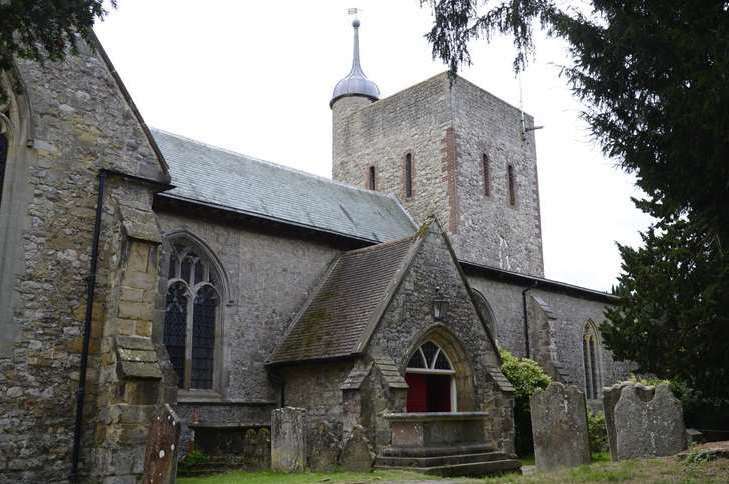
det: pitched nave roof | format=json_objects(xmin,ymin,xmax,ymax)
[{"xmin": 152, "ymin": 129, "xmax": 415, "ymax": 243}]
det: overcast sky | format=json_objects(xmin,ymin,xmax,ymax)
[{"xmin": 94, "ymin": 0, "xmax": 652, "ymax": 292}]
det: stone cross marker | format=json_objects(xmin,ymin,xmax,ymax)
[
  {"xmin": 271, "ymin": 407, "xmax": 307, "ymax": 472},
  {"xmin": 612, "ymin": 383, "xmax": 686, "ymax": 460},
  {"xmin": 530, "ymin": 382, "xmax": 591, "ymax": 471}
]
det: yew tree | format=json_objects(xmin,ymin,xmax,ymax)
[
  {"xmin": 420, "ymin": 0, "xmax": 729, "ymax": 398},
  {"xmin": 0, "ymin": 0, "xmax": 116, "ymax": 69}
]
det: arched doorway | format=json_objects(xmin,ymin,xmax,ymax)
[{"xmin": 405, "ymin": 341, "xmax": 456, "ymax": 412}]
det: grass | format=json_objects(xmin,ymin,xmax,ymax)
[
  {"xmin": 177, "ymin": 468, "xmax": 445, "ymax": 484},
  {"xmin": 178, "ymin": 455, "xmax": 729, "ymax": 483}
]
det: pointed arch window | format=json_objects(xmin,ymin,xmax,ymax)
[
  {"xmin": 405, "ymin": 341, "xmax": 456, "ymax": 413},
  {"xmin": 164, "ymin": 239, "xmax": 222, "ymax": 390},
  {"xmin": 583, "ymin": 322, "xmax": 602, "ymax": 400}
]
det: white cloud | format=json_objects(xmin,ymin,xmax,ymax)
[{"xmin": 95, "ymin": 0, "xmax": 652, "ymax": 291}]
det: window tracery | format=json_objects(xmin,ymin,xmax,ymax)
[{"xmin": 163, "ymin": 239, "xmax": 222, "ymax": 390}]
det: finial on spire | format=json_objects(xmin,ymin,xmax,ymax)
[{"xmin": 330, "ymin": 9, "xmax": 381, "ymax": 108}]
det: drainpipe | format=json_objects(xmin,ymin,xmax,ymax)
[
  {"xmin": 521, "ymin": 281, "xmax": 539, "ymax": 359},
  {"xmin": 70, "ymin": 171, "xmax": 106, "ymax": 482}
]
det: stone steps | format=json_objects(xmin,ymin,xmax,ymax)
[
  {"xmin": 375, "ymin": 458, "xmax": 522, "ymax": 477},
  {"xmin": 375, "ymin": 447, "xmax": 521, "ymax": 477},
  {"xmin": 376, "ymin": 451, "xmax": 510, "ymax": 467},
  {"xmin": 379, "ymin": 443, "xmax": 493, "ymax": 457}
]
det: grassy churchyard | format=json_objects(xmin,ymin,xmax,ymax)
[{"xmin": 178, "ymin": 452, "xmax": 729, "ymax": 484}]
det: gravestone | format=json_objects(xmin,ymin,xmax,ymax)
[
  {"xmin": 271, "ymin": 407, "xmax": 307, "ymax": 472},
  {"xmin": 613, "ymin": 383, "xmax": 686, "ymax": 460},
  {"xmin": 307, "ymin": 421, "xmax": 341, "ymax": 471},
  {"xmin": 530, "ymin": 382, "xmax": 591, "ymax": 471},
  {"xmin": 142, "ymin": 404, "xmax": 181, "ymax": 484},
  {"xmin": 340, "ymin": 425, "xmax": 375, "ymax": 472},
  {"xmin": 603, "ymin": 382, "xmax": 654, "ymax": 460}
]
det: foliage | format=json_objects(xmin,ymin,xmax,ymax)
[
  {"xmin": 0, "ymin": 0, "xmax": 116, "ymax": 69},
  {"xmin": 587, "ymin": 410, "xmax": 608, "ymax": 454},
  {"xmin": 177, "ymin": 449, "xmax": 209, "ymax": 473},
  {"xmin": 602, "ymin": 216, "xmax": 729, "ymax": 400},
  {"xmin": 500, "ymin": 350, "xmax": 552, "ymax": 405},
  {"xmin": 177, "ymin": 468, "xmax": 439, "ymax": 484},
  {"xmin": 420, "ymin": 0, "xmax": 729, "ymax": 401},
  {"xmin": 500, "ymin": 350, "xmax": 551, "ymax": 456}
]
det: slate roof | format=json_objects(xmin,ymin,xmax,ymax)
[
  {"xmin": 269, "ymin": 236, "xmax": 418, "ymax": 365},
  {"xmin": 152, "ymin": 129, "xmax": 415, "ymax": 243}
]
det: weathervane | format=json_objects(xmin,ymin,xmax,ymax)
[{"xmin": 346, "ymin": 7, "xmax": 361, "ymax": 22}]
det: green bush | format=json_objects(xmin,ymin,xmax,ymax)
[
  {"xmin": 499, "ymin": 350, "xmax": 551, "ymax": 456},
  {"xmin": 178, "ymin": 449, "xmax": 209, "ymax": 472},
  {"xmin": 587, "ymin": 410, "xmax": 608, "ymax": 453}
]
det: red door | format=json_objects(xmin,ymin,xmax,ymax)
[
  {"xmin": 405, "ymin": 373, "xmax": 427, "ymax": 412},
  {"xmin": 406, "ymin": 373, "xmax": 451, "ymax": 412}
]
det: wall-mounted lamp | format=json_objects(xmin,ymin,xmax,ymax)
[{"xmin": 433, "ymin": 286, "xmax": 448, "ymax": 321}]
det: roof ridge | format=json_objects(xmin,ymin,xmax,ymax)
[{"xmin": 150, "ymin": 127, "xmax": 404, "ymax": 201}]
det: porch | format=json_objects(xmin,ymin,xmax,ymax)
[{"xmin": 375, "ymin": 412, "xmax": 521, "ymax": 477}]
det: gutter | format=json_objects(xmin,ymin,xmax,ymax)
[
  {"xmin": 69, "ymin": 171, "xmax": 106, "ymax": 482},
  {"xmin": 69, "ymin": 169, "xmax": 172, "ymax": 481}
]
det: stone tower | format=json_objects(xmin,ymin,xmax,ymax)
[{"xmin": 330, "ymin": 21, "xmax": 544, "ymax": 277}]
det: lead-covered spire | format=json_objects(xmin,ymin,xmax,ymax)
[{"xmin": 330, "ymin": 17, "xmax": 380, "ymax": 108}]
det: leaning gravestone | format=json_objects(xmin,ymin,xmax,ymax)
[
  {"xmin": 271, "ymin": 407, "xmax": 307, "ymax": 472},
  {"xmin": 307, "ymin": 421, "xmax": 341, "ymax": 471},
  {"xmin": 613, "ymin": 383, "xmax": 687, "ymax": 460},
  {"xmin": 340, "ymin": 425, "xmax": 375, "ymax": 472},
  {"xmin": 530, "ymin": 382, "xmax": 591, "ymax": 471},
  {"xmin": 603, "ymin": 382, "xmax": 654, "ymax": 461}
]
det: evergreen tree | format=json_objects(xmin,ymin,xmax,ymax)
[
  {"xmin": 0, "ymin": 0, "xmax": 116, "ymax": 68},
  {"xmin": 420, "ymin": 0, "xmax": 729, "ymax": 398}
]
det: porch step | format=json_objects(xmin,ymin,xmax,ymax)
[
  {"xmin": 379, "ymin": 443, "xmax": 493, "ymax": 458},
  {"xmin": 375, "ymin": 457, "xmax": 521, "ymax": 477},
  {"xmin": 376, "ymin": 451, "xmax": 511, "ymax": 468}
]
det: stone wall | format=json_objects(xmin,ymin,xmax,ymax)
[
  {"xmin": 366, "ymin": 222, "xmax": 514, "ymax": 453},
  {"xmin": 452, "ymin": 77, "xmax": 543, "ymax": 276},
  {"xmin": 155, "ymin": 211, "xmax": 343, "ymax": 404},
  {"xmin": 0, "ymin": 38, "xmax": 170, "ymax": 482},
  {"xmin": 331, "ymin": 74, "xmax": 453, "ymax": 240},
  {"xmin": 331, "ymin": 72, "xmax": 544, "ymax": 276},
  {"xmin": 467, "ymin": 274, "xmax": 631, "ymax": 400}
]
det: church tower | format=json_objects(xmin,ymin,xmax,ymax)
[{"xmin": 330, "ymin": 20, "xmax": 544, "ymax": 277}]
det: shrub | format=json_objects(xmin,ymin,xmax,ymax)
[
  {"xmin": 587, "ymin": 410, "xmax": 608, "ymax": 453},
  {"xmin": 177, "ymin": 448, "xmax": 209, "ymax": 473},
  {"xmin": 499, "ymin": 350, "xmax": 551, "ymax": 456}
]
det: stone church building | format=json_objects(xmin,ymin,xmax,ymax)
[{"xmin": 0, "ymin": 19, "xmax": 628, "ymax": 482}]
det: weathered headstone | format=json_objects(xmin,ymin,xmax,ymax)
[
  {"xmin": 339, "ymin": 425, "xmax": 374, "ymax": 472},
  {"xmin": 142, "ymin": 404, "xmax": 181, "ymax": 484},
  {"xmin": 530, "ymin": 382, "xmax": 591, "ymax": 471},
  {"xmin": 271, "ymin": 407, "xmax": 307, "ymax": 472},
  {"xmin": 613, "ymin": 383, "xmax": 686, "ymax": 460},
  {"xmin": 307, "ymin": 422, "xmax": 341, "ymax": 471},
  {"xmin": 603, "ymin": 382, "xmax": 654, "ymax": 461}
]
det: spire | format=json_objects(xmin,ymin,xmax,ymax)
[{"xmin": 330, "ymin": 17, "xmax": 380, "ymax": 108}]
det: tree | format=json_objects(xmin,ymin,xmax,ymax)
[
  {"xmin": 420, "ymin": 0, "xmax": 729, "ymax": 398},
  {"xmin": 603, "ymin": 213, "xmax": 729, "ymax": 399},
  {"xmin": 0, "ymin": 0, "xmax": 116, "ymax": 69}
]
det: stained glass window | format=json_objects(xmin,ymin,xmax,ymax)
[{"xmin": 163, "ymin": 239, "xmax": 222, "ymax": 390}]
